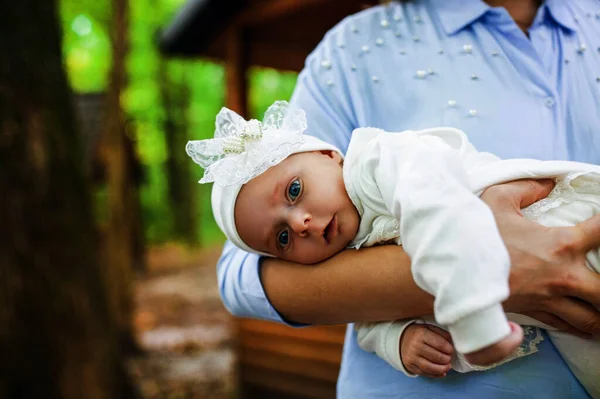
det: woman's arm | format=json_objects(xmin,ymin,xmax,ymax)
[
  {"xmin": 261, "ymin": 179, "xmax": 600, "ymax": 336},
  {"xmin": 261, "ymin": 245, "xmax": 432, "ymax": 324}
]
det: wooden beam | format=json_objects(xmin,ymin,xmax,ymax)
[
  {"xmin": 240, "ymin": 319, "xmax": 346, "ymax": 344},
  {"xmin": 243, "ymin": 367, "xmax": 336, "ymax": 399},
  {"xmin": 238, "ymin": 0, "xmax": 342, "ymax": 26},
  {"xmin": 225, "ymin": 27, "xmax": 248, "ymax": 116}
]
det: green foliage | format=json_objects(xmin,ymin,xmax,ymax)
[
  {"xmin": 60, "ymin": 0, "xmax": 298, "ymax": 247},
  {"xmin": 249, "ymin": 67, "xmax": 298, "ymax": 118},
  {"xmin": 62, "ymin": 13, "xmax": 111, "ymax": 92}
]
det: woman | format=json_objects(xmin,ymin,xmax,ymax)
[{"xmin": 218, "ymin": 0, "xmax": 600, "ymax": 397}]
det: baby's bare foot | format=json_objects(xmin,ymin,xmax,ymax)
[{"xmin": 464, "ymin": 322, "xmax": 523, "ymax": 366}]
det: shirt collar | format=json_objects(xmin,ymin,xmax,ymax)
[
  {"xmin": 433, "ymin": 0, "xmax": 490, "ymax": 36},
  {"xmin": 543, "ymin": 0, "xmax": 577, "ymax": 32},
  {"xmin": 433, "ymin": 0, "xmax": 577, "ymax": 36}
]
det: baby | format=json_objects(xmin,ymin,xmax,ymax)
[{"xmin": 187, "ymin": 101, "xmax": 600, "ymax": 397}]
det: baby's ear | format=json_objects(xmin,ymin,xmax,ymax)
[{"xmin": 319, "ymin": 150, "xmax": 343, "ymax": 166}]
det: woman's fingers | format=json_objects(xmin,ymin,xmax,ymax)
[
  {"xmin": 544, "ymin": 296, "xmax": 600, "ymax": 337},
  {"xmin": 573, "ymin": 214, "xmax": 600, "ymax": 253},
  {"xmin": 565, "ymin": 269, "xmax": 600, "ymax": 310},
  {"xmin": 546, "ymin": 224, "xmax": 600, "ymax": 308},
  {"xmin": 514, "ymin": 179, "xmax": 556, "ymax": 209},
  {"xmin": 519, "ymin": 311, "xmax": 589, "ymax": 337},
  {"xmin": 481, "ymin": 179, "xmax": 555, "ymax": 213},
  {"xmin": 520, "ymin": 311, "xmax": 568, "ymax": 330}
]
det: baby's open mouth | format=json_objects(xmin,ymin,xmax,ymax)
[{"xmin": 324, "ymin": 215, "xmax": 337, "ymax": 244}]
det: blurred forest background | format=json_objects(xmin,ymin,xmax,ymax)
[
  {"xmin": 61, "ymin": 0, "xmax": 298, "ymax": 246},
  {"xmin": 1, "ymin": 0, "xmax": 351, "ymax": 397}
]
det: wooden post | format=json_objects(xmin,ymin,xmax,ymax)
[
  {"xmin": 223, "ymin": 23, "xmax": 249, "ymax": 399},
  {"xmin": 160, "ymin": 61, "xmax": 198, "ymax": 245},
  {"xmin": 103, "ymin": 0, "xmax": 139, "ymax": 351},
  {"xmin": 225, "ymin": 27, "xmax": 248, "ymax": 117}
]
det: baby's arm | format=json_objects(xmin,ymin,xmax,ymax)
[
  {"xmin": 357, "ymin": 321, "xmax": 453, "ymax": 378},
  {"xmin": 369, "ymin": 128, "xmax": 516, "ymax": 361}
]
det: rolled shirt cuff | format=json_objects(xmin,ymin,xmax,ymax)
[
  {"xmin": 384, "ymin": 320, "xmax": 419, "ymax": 377},
  {"xmin": 256, "ymin": 256, "xmax": 308, "ymax": 327},
  {"xmin": 448, "ymin": 304, "xmax": 510, "ymax": 354}
]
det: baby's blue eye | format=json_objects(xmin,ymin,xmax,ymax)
[
  {"xmin": 277, "ymin": 230, "xmax": 289, "ymax": 247},
  {"xmin": 288, "ymin": 179, "xmax": 302, "ymax": 201}
]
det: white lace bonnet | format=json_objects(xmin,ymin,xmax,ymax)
[{"xmin": 185, "ymin": 100, "xmax": 343, "ymax": 255}]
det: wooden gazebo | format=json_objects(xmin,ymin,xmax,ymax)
[
  {"xmin": 160, "ymin": 0, "xmax": 377, "ymax": 116},
  {"xmin": 160, "ymin": 1, "xmax": 378, "ymax": 398}
]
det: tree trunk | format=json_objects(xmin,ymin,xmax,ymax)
[
  {"xmin": 103, "ymin": 0, "xmax": 139, "ymax": 351},
  {"xmin": 160, "ymin": 61, "xmax": 198, "ymax": 245},
  {"xmin": 0, "ymin": 1, "xmax": 134, "ymax": 398}
]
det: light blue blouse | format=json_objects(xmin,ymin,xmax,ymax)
[{"xmin": 217, "ymin": 0, "xmax": 600, "ymax": 397}]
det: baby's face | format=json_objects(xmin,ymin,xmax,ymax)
[{"xmin": 234, "ymin": 150, "xmax": 360, "ymax": 264}]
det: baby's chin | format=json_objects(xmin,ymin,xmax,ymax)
[{"xmin": 283, "ymin": 244, "xmax": 350, "ymax": 265}]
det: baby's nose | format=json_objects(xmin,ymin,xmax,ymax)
[{"xmin": 290, "ymin": 212, "xmax": 312, "ymax": 236}]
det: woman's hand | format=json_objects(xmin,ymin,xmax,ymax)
[{"xmin": 481, "ymin": 179, "xmax": 600, "ymax": 337}]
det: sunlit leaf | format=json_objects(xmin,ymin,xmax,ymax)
[
  {"xmin": 72, "ymin": 14, "xmax": 93, "ymax": 36},
  {"xmin": 63, "ymin": 14, "xmax": 111, "ymax": 92}
]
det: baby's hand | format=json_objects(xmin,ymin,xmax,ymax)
[
  {"xmin": 400, "ymin": 324, "xmax": 454, "ymax": 378},
  {"xmin": 464, "ymin": 322, "xmax": 524, "ymax": 366}
]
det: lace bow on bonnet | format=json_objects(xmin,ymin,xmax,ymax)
[{"xmin": 186, "ymin": 101, "xmax": 307, "ymax": 186}]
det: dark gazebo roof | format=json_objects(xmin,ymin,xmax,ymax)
[{"xmin": 159, "ymin": 0, "xmax": 378, "ymax": 71}]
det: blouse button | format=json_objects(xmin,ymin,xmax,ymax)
[{"xmin": 544, "ymin": 97, "xmax": 555, "ymax": 107}]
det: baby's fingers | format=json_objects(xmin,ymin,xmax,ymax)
[
  {"xmin": 424, "ymin": 326, "xmax": 454, "ymax": 355},
  {"xmin": 426, "ymin": 325, "xmax": 452, "ymax": 342},
  {"xmin": 415, "ymin": 359, "xmax": 451, "ymax": 378},
  {"xmin": 412, "ymin": 366, "xmax": 447, "ymax": 379},
  {"xmin": 421, "ymin": 344, "xmax": 452, "ymax": 365}
]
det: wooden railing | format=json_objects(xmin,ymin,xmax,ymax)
[{"xmin": 237, "ymin": 319, "xmax": 347, "ymax": 399}]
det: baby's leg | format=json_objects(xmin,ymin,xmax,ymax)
[{"xmin": 523, "ymin": 173, "xmax": 600, "ymax": 398}]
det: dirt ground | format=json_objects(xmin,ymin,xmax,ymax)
[{"xmin": 129, "ymin": 244, "xmax": 237, "ymax": 399}]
